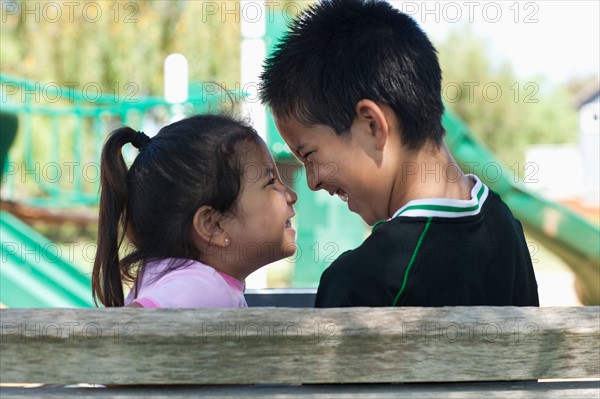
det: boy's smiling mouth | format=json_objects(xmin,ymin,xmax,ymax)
[
  {"xmin": 326, "ymin": 188, "xmax": 349, "ymax": 202},
  {"xmin": 335, "ymin": 188, "xmax": 349, "ymax": 202}
]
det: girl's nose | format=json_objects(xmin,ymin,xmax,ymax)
[{"xmin": 286, "ymin": 185, "xmax": 298, "ymax": 205}]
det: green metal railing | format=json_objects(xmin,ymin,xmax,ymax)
[{"xmin": 1, "ymin": 73, "xmax": 228, "ymax": 208}]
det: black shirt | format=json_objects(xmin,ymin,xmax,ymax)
[{"xmin": 315, "ymin": 178, "xmax": 539, "ymax": 307}]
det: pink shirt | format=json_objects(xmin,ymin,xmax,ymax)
[{"xmin": 124, "ymin": 258, "xmax": 247, "ymax": 308}]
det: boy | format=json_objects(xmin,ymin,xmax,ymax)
[{"xmin": 259, "ymin": 0, "xmax": 539, "ymax": 307}]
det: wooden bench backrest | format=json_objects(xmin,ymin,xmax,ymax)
[{"xmin": 1, "ymin": 307, "xmax": 598, "ymax": 385}]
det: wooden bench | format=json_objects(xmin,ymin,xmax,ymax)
[{"xmin": 1, "ymin": 306, "xmax": 599, "ymax": 398}]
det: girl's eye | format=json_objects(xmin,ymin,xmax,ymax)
[{"xmin": 268, "ymin": 177, "xmax": 276, "ymax": 186}]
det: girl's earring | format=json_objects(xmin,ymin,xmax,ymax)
[{"xmin": 224, "ymin": 238, "xmax": 230, "ymax": 246}]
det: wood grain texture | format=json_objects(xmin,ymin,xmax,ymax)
[{"xmin": 1, "ymin": 307, "xmax": 598, "ymax": 385}]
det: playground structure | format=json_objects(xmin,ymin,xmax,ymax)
[
  {"xmin": 0, "ymin": 73, "xmax": 230, "ymax": 307},
  {"xmin": 1, "ymin": 72, "xmax": 598, "ymax": 308}
]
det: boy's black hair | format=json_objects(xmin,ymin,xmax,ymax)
[{"xmin": 259, "ymin": 0, "xmax": 445, "ymax": 149}]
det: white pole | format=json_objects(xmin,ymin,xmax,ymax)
[
  {"xmin": 241, "ymin": 1, "xmax": 269, "ymax": 288},
  {"xmin": 164, "ymin": 53, "xmax": 189, "ymax": 123},
  {"xmin": 241, "ymin": 1, "xmax": 267, "ymax": 142}
]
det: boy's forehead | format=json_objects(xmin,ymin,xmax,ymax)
[
  {"xmin": 274, "ymin": 115, "xmax": 320, "ymax": 146},
  {"xmin": 274, "ymin": 114, "xmax": 309, "ymax": 132}
]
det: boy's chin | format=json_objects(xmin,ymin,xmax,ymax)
[
  {"xmin": 352, "ymin": 204, "xmax": 386, "ymax": 226},
  {"xmin": 357, "ymin": 211, "xmax": 379, "ymax": 227},
  {"xmin": 348, "ymin": 201, "xmax": 375, "ymax": 225}
]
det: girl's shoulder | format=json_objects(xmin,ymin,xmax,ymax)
[
  {"xmin": 145, "ymin": 258, "xmax": 222, "ymax": 284},
  {"xmin": 131, "ymin": 258, "xmax": 246, "ymax": 308}
]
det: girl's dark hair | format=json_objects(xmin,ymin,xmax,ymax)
[
  {"xmin": 259, "ymin": 0, "xmax": 445, "ymax": 149},
  {"xmin": 92, "ymin": 114, "xmax": 259, "ymax": 307}
]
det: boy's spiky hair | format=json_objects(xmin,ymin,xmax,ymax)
[{"xmin": 259, "ymin": 0, "xmax": 445, "ymax": 149}]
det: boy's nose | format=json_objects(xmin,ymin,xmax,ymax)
[{"xmin": 305, "ymin": 163, "xmax": 321, "ymax": 191}]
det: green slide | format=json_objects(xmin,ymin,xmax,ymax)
[
  {"xmin": 443, "ymin": 111, "xmax": 600, "ymax": 305},
  {"xmin": 0, "ymin": 98, "xmax": 94, "ymax": 308},
  {"xmin": 0, "ymin": 211, "xmax": 94, "ymax": 307}
]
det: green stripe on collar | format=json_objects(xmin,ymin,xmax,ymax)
[
  {"xmin": 392, "ymin": 175, "xmax": 489, "ymax": 219},
  {"xmin": 371, "ymin": 175, "xmax": 489, "ymax": 233},
  {"xmin": 398, "ymin": 183, "xmax": 485, "ymax": 216}
]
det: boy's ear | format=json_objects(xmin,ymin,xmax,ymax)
[
  {"xmin": 353, "ymin": 99, "xmax": 390, "ymax": 151},
  {"xmin": 191, "ymin": 206, "xmax": 229, "ymax": 247}
]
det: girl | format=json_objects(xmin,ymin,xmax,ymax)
[{"xmin": 92, "ymin": 114, "xmax": 298, "ymax": 308}]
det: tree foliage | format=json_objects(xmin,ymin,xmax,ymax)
[
  {"xmin": 436, "ymin": 25, "xmax": 579, "ymax": 167},
  {"xmin": 1, "ymin": 0, "xmax": 309, "ymax": 98},
  {"xmin": 1, "ymin": 1, "xmax": 243, "ymax": 95}
]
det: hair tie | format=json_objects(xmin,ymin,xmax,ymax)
[{"xmin": 131, "ymin": 131, "xmax": 151, "ymax": 151}]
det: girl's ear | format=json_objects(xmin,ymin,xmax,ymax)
[
  {"xmin": 191, "ymin": 206, "xmax": 229, "ymax": 247},
  {"xmin": 353, "ymin": 99, "xmax": 390, "ymax": 151}
]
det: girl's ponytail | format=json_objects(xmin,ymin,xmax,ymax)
[{"xmin": 92, "ymin": 127, "xmax": 138, "ymax": 307}]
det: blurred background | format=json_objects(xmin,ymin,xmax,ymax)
[{"xmin": 1, "ymin": 0, "xmax": 598, "ymax": 308}]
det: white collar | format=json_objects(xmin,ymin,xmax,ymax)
[{"xmin": 391, "ymin": 174, "xmax": 489, "ymax": 219}]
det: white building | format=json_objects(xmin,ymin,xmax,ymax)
[
  {"xmin": 576, "ymin": 86, "xmax": 600, "ymax": 207},
  {"xmin": 525, "ymin": 84, "xmax": 599, "ymax": 207}
]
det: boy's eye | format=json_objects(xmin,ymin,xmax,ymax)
[
  {"xmin": 268, "ymin": 177, "xmax": 276, "ymax": 186},
  {"xmin": 298, "ymin": 150, "xmax": 313, "ymax": 161}
]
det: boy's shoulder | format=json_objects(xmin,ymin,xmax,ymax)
[
  {"xmin": 334, "ymin": 215, "xmax": 429, "ymax": 264},
  {"xmin": 316, "ymin": 217, "xmax": 430, "ymax": 306}
]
